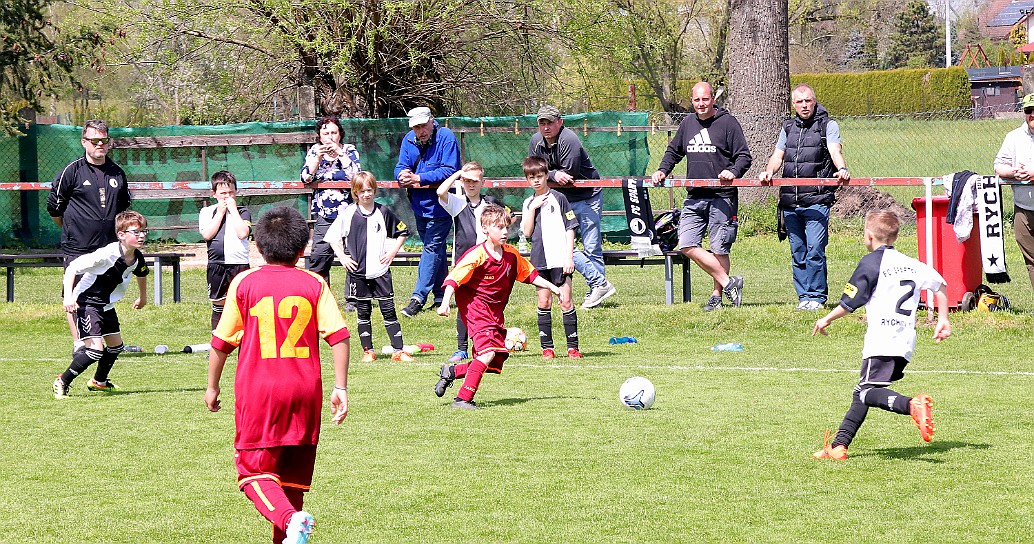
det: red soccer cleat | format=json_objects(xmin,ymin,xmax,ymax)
[
  {"xmin": 910, "ymin": 393, "xmax": 935, "ymax": 442},
  {"xmin": 567, "ymin": 348, "xmax": 583, "ymax": 359},
  {"xmin": 542, "ymin": 348, "xmax": 556, "ymax": 360}
]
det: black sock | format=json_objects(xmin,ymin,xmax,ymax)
[
  {"xmin": 862, "ymin": 387, "xmax": 911, "ymax": 415},
  {"xmin": 456, "ymin": 317, "xmax": 469, "ymax": 352},
  {"xmin": 211, "ymin": 304, "xmax": 224, "ymax": 331},
  {"xmin": 562, "ymin": 309, "xmax": 578, "ymax": 350},
  {"xmin": 356, "ymin": 299, "xmax": 373, "ymax": 351},
  {"xmin": 379, "ymin": 298, "xmax": 404, "ymax": 350},
  {"xmin": 93, "ymin": 344, "xmax": 124, "ymax": 383},
  {"xmin": 537, "ymin": 307, "xmax": 553, "ymax": 349},
  {"xmin": 833, "ymin": 387, "xmax": 869, "ymax": 448},
  {"xmin": 61, "ymin": 348, "xmax": 103, "ymax": 385}
]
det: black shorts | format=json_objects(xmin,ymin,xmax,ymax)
[
  {"xmin": 346, "ymin": 271, "xmax": 395, "ymax": 301},
  {"xmin": 208, "ymin": 263, "xmax": 250, "ymax": 301},
  {"xmin": 536, "ymin": 267, "xmax": 572, "ymax": 287},
  {"xmin": 858, "ymin": 355, "xmax": 908, "ymax": 387},
  {"xmin": 74, "ymin": 305, "xmax": 120, "ymax": 340}
]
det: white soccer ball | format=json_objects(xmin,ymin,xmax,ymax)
[
  {"xmin": 619, "ymin": 377, "xmax": 656, "ymax": 410},
  {"xmin": 504, "ymin": 327, "xmax": 528, "ymax": 352}
]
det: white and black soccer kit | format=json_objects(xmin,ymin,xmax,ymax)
[
  {"xmin": 65, "ymin": 242, "xmax": 150, "ymax": 339},
  {"xmin": 522, "ymin": 189, "xmax": 579, "ymax": 351},
  {"xmin": 199, "ymin": 204, "xmax": 252, "ymax": 301},
  {"xmin": 830, "ymin": 245, "xmax": 946, "ymax": 449},
  {"xmin": 443, "ymin": 193, "xmax": 504, "ymax": 263},
  {"xmin": 523, "ymin": 189, "xmax": 577, "ymax": 280},
  {"xmin": 46, "ymin": 156, "xmax": 132, "ymax": 259},
  {"xmin": 325, "ymin": 203, "xmax": 411, "ymax": 351}
]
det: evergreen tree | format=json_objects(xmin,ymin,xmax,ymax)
[{"xmin": 884, "ymin": 0, "xmax": 943, "ymax": 69}]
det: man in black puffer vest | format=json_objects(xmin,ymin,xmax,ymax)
[{"xmin": 759, "ymin": 84, "xmax": 850, "ymax": 311}]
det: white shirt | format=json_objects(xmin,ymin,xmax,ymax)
[{"xmin": 993, "ymin": 123, "xmax": 1034, "ymax": 211}]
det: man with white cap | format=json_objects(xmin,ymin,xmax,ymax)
[
  {"xmin": 528, "ymin": 105, "xmax": 616, "ymax": 309},
  {"xmin": 394, "ymin": 106, "xmax": 461, "ymax": 317}
]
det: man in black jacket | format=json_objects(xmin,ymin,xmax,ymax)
[
  {"xmin": 651, "ymin": 82, "xmax": 751, "ymax": 311},
  {"xmin": 759, "ymin": 84, "xmax": 850, "ymax": 311},
  {"xmin": 47, "ymin": 119, "xmax": 132, "ymax": 350}
]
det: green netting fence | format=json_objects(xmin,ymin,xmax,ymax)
[{"xmin": 0, "ymin": 112, "xmax": 650, "ymax": 246}]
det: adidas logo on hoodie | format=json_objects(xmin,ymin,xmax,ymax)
[{"xmin": 686, "ymin": 129, "xmax": 717, "ymax": 153}]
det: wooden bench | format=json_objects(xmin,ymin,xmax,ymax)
[
  {"xmin": 0, "ymin": 252, "xmax": 186, "ymax": 305},
  {"xmin": 324, "ymin": 249, "xmax": 692, "ymax": 305}
]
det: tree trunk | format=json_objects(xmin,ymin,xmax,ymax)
[{"xmin": 726, "ymin": 0, "xmax": 789, "ymax": 202}]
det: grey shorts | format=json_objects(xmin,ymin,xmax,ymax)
[{"xmin": 677, "ymin": 196, "xmax": 738, "ymax": 254}]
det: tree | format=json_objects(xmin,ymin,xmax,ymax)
[
  {"xmin": 726, "ymin": 0, "xmax": 789, "ymax": 181},
  {"xmin": 0, "ymin": 0, "xmax": 112, "ymax": 134},
  {"xmin": 94, "ymin": 0, "xmax": 562, "ymax": 121},
  {"xmin": 884, "ymin": 0, "xmax": 943, "ymax": 69}
]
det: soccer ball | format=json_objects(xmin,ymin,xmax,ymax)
[
  {"xmin": 619, "ymin": 377, "xmax": 656, "ymax": 410},
  {"xmin": 504, "ymin": 327, "xmax": 528, "ymax": 352}
]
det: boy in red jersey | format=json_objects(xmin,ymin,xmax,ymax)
[
  {"xmin": 205, "ymin": 206, "xmax": 350, "ymax": 544},
  {"xmin": 433, "ymin": 204, "xmax": 564, "ymax": 409}
]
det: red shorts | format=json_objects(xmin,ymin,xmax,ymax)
[
  {"xmin": 470, "ymin": 325, "xmax": 508, "ymax": 373},
  {"xmin": 235, "ymin": 445, "xmax": 317, "ymax": 492}
]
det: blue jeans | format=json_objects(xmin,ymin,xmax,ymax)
[
  {"xmin": 571, "ymin": 192, "xmax": 606, "ymax": 289},
  {"xmin": 412, "ymin": 215, "xmax": 451, "ymax": 304},
  {"xmin": 783, "ymin": 204, "xmax": 830, "ymax": 303}
]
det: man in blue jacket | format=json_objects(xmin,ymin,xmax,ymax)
[{"xmin": 395, "ymin": 107, "xmax": 461, "ymax": 317}]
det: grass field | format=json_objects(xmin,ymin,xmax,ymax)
[{"xmin": 1, "ymin": 231, "xmax": 1033, "ymax": 542}]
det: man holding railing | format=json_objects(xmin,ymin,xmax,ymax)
[
  {"xmin": 46, "ymin": 119, "xmax": 132, "ymax": 352},
  {"xmin": 758, "ymin": 83, "xmax": 850, "ymax": 311},
  {"xmin": 993, "ymin": 92, "xmax": 1034, "ymax": 291},
  {"xmin": 528, "ymin": 105, "xmax": 617, "ymax": 309},
  {"xmin": 651, "ymin": 82, "xmax": 750, "ymax": 312},
  {"xmin": 395, "ymin": 107, "xmax": 461, "ymax": 317}
]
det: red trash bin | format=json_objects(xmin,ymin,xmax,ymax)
[{"xmin": 911, "ymin": 196, "xmax": 982, "ymax": 310}]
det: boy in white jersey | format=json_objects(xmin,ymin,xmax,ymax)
[
  {"xmin": 811, "ymin": 211, "xmax": 951, "ymax": 460},
  {"xmin": 436, "ymin": 161, "xmax": 510, "ymax": 363},
  {"xmin": 327, "ymin": 171, "xmax": 413, "ymax": 363},
  {"xmin": 199, "ymin": 171, "xmax": 252, "ymax": 331},
  {"xmin": 521, "ymin": 156, "xmax": 582, "ymax": 360},
  {"xmin": 54, "ymin": 210, "xmax": 150, "ymax": 398}
]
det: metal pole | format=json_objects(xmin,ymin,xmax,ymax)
[{"xmin": 945, "ymin": 0, "xmax": 952, "ymax": 68}]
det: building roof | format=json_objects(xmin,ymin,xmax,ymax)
[
  {"xmin": 967, "ymin": 66, "xmax": 1023, "ymax": 82},
  {"xmin": 988, "ymin": 0, "xmax": 1034, "ymax": 26}
]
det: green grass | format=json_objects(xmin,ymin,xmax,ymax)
[{"xmin": 2, "ymin": 232, "xmax": 1033, "ymax": 542}]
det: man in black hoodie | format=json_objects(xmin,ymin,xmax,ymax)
[
  {"xmin": 759, "ymin": 84, "xmax": 850, "ymax": 311},
  {"xmin": 651, "ymin": 82, "xmax": 751, "ymax": 311}
]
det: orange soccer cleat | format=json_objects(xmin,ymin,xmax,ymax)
[
  {"xmin": 360, "ymin": 349, "xmax": 377, "ymax": 363},
  {"xmin": 910, "ymin": 393, "xmax": 935, "ymax": 442},
  {"xmin": 391, "ymin": 350, "xmax": 415, "ymax": 363},
  {"xmin": 812, "ymin": 429, "xmax": 848, "ymax": 461}
]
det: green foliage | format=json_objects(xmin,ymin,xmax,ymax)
[
  {"xmin": 0, "ymin": 0, "xmax": 115, "ymax": 135},
  {"xmin": 790, "ymin": 67, "xmax": 970, "ymax": 116},
  {"xmin": 884, "ymin": 0, "xmax": 943, "ymax": 69},
  {"xmin": 2, "ymin": 233, "xmax": 1034, "ymax": 541}
]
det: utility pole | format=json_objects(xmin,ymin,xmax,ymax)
[{"xmin": 945, "ymin": 0, "xmax": 952, "ymax": 68}]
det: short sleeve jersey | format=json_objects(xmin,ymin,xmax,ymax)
[
  {"xmin": 442, "ymin": 193, "xmax": 505, "ymax": 263},
  {"xmin": 65, "ymin": 241, "xmax": 149, "ymax": 311},
  {"xmin": 199, "ymin": 205, "xmax": 252, "ymax": 265},
  {"xmin": 211, "ymin": 265, "xmax": 350, "ymax": 450},
  {"xmin": 324, "ymin": 202, "xmax": 410, "ymax": 279},
  {"xmin": 522, "ymin": 189, "xmax": 577, "ymax": 269},
  {"xmin": 838, "ymin": 246, "xmax": 946, "ymax": 361},
  {"xmin": 443, "ymin": 243, "xmax": 538, "ymax": 329}
]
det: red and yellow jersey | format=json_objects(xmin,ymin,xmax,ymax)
[
  {"xmin": 444, "ymin": 243, "xmax": 538, "ymax": 329},
  {"xmin": 212, "ymin": 265, "xmax": 350, "ymax": 449}
]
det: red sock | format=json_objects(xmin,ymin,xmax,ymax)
[
  {"xmin": 242, "ymin": 478, "xmax": 297, "ymax": 537},
  {"xmin": 270, "ymin": 487, "xmax": 305, "ymax": 543},
  {"xmin": 453, "ymin": 362, "xmax": 469, "ymax": 379},
  {"xmin": 457, "ymin": 360, "xmax": 487, "ymax": 401}
]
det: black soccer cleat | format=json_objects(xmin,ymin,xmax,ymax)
[
  {"xmin": 451, "ymin": 398, "xmax": 478, "ymax": 410},
  {"xmin": 434, "ymin": 364, "xmax": 455, "ymax": 398},
  {"xmin": 401, "ymin": 298, "xmax": 423, "ymax": 317}
]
